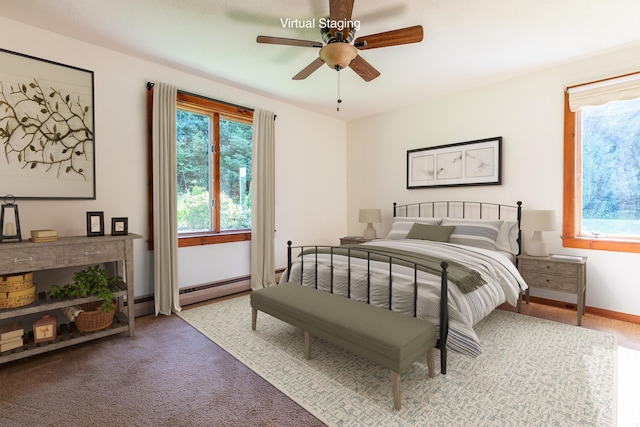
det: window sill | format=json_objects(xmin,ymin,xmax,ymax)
[
  {"xmin": 562, "ymin": 235, "xmax": 640, "ymax": 253},
  {"xmin": 178, "ymin": 231, "xmax": 251, "ymax": 247}
]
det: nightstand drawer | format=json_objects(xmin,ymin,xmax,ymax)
[
  {"xmin": 520, "ymin": 271, "xmax": 578, "ymax": 293},
  {"xmin": 520, "ymin": 259, "xmax": 579, "ymax": 278}
]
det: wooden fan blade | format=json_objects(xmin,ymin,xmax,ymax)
[
  {"xmin": 293, "ymin": 57, "xmax": 325, "ymax": 80},
  {"xmin": 329, "ymin": 0, "xmax": 354, "ymax": 21},
  {"xmin": 354, "ymin": 25, "xmax": 424, "ymax": 50},
  {"xmin": 349, "ymin": 55, "xmax": 380, "ymax": 82},
  {"xmin": 329, "ymin": 0, "xmax": 354, "ymax": 39},
  {"xmin": 257, "ymin": 36, "xmax": 323, "ymax": 48}
]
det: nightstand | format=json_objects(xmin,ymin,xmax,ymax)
[
  {"xmin": 339, "ymin": 236, "xmax": 372, "ymax": 245},
  {"xmin": 517, "ymin": 254, "xmax": 587, "ymax": 326}
]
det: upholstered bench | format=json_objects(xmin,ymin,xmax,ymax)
[{"xmin": 250, "ymin": 282, "xmax": 439, "ymax": 410}]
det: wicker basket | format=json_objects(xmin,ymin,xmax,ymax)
[{"xmin": 75, "ymin": 301, "xmax": 116, "ymax": 333}]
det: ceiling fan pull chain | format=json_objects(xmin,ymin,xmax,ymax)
[{"xmin": 336, "ymin": 67, "xmax": 342, "ymax": 112}]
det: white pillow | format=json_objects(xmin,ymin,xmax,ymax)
[
  {"xmin": 385, "ymin": 217, "xmax": 442, "ymax": 240},
  {"xmin": 496, "ymin": 220, "xmax": 520, "ymax": 255},
  {"xmin": 441, "ymin": 218, "xmax": 503, "ymax": 251}
]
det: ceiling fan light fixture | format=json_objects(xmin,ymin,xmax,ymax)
[{"xmin": 319, "ymin": 43, "xmax": 357, "ymax": 69}]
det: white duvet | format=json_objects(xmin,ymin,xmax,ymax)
[{"xmin": 282, "ymin": 238, "xmax": 528, "ymax": 357}]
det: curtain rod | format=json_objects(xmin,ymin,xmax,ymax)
[{"xmin": 147, "ymin": 81, "xmax": 263, "ymax": 116}]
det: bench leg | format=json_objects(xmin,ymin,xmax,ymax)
[
  {"xmin": 251, "ymin": 307, "xmax": 257, "ymax": 330},
  {"xmin": 426, "ymin": 348, "xmax": 435, "ymax": 378},
  {"xmin": 391, "ymin": 370, "xmax": 401, "ymax": 410},
  {"xmin": 304, "ymin": 331, "xmax": 312, "ymax": 360}
]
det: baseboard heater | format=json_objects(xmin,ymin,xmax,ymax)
[{"xmin": 132, "ymin": 269, "xmax": 285, "ymax": 317}]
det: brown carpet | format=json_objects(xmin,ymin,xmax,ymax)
[{"xmin": 0, "ymin": 313, "xmax": 326, "ymax": 427}]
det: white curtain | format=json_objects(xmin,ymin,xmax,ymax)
[
  {"xmin": 152, "ymin": 82, "xmax": 181, "ymax": 315},
  {"xmin": 250, "ymin": 109, "xmax": 276, "ymax": 290},
  {"xmin": 567, "ymin": 72, "xmax": 640, "ymax": 111}
]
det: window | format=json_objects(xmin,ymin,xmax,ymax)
[
  {"xmin": 563, "ymin": 73, "xmax": 640, "ymax": 253},
  {"xmin": 176, "ymin": 92, "xmax": 253, "ymax": 246}
]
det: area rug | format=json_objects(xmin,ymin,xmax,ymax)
[{"xmin": 178, "ymin": 295, "xmax": 617, "ymax": 427}]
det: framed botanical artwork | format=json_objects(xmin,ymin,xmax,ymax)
[
  {"xmin": 86, "ymin": 211, "xmax": 104, "ymax": 237},
  {"xmin": 111, "ymin": 217, "xmax": 128, "ymax": 236},
  {"xmin": 407, "ymin": 137, "xmax": 502, "ymax": 189},
  {"xmin": 0, "ymin": 48, "xmax": 95, "ymax": 199}
]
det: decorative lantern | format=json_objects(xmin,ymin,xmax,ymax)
[{"xmin": 0, "ymin": 195, "xmax": 22, "ymax": 243}]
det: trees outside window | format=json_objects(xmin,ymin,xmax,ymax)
[
  {"xmin": 580, "ymin": 97, "xmax": 640, "ymax": 237},
  {"xmin": 176, "ymin": 93, "xmax": 253, "ymax": 246}
]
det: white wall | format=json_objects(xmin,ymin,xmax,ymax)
[
  {"xmin": 1, "ymin": 17, "xmax": 348, "ymax": 297},
  {"xmin": 347, "ymin": 43, "xmax": 640, "ymax": 317}
]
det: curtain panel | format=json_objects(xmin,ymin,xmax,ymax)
[
  {"xmin": 151, "ymin": 82, "xmax": 181, "ymax": 315},
  {"xmin": 250, "ymin": 109, "xmax": 276, "ymax": 290}
]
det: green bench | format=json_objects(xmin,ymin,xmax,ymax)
[{"xmin": 250, "ymin": 282, "xmax": 440, "ymax": 410}]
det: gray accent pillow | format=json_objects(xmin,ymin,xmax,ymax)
[
  {"xmin": 385, "ymin": 217, "xmax": 442, "ymax": 240},
  {"xmin": 405, "ymin": 223, "xmax": 455, "ymax": 242}
]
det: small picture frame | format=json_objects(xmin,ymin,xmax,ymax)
[
  {"xmin": 111, "ymin": 217, "xmax": 128, "ymax": 236},
  {"xmin": 86, "ymin": 211, "xmax": 104, "ymax": 236}
]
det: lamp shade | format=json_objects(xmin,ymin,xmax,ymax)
[
  {"xmin": 520, "ymin": 210, "xmax": 556, "ymax": 231},
  {"xmin": 359, "ymin": 209, "xmax": 381, "ymax": 224}
]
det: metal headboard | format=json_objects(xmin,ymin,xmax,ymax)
[{"xmin": 393, "ymin": 200, "xmax": 523, "ymax": 255}]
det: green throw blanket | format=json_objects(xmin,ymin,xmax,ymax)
[{"xmin": 300, "ymin": 244, "xmax": 486, "ymax": 294}]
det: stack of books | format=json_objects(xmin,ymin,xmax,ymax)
[
  {"xmin": 30, "ymin": 229, "xmax": 58, "ymax": 243},
  {"xmin": 0, "ymin": 321, "xmax": 24, "ymax": 352}
]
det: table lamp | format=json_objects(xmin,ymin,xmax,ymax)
[
  {"xmin": 521, "ymin": 210, "xmax": 556, "ymax": 256},
  {"xmin": 359, "ymin": 208, "xmax": 381, "ymax": 240}
]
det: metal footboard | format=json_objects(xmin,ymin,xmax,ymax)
[{"xmin": 285, "ymin": 241, "xmax": 449, "ymax": 374}]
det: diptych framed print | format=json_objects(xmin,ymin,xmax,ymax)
[{"xmin": 407, "ymin": 137, "xmax": 502, "ymax": 189}]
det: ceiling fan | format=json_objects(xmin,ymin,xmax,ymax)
[{"xmin": 256, "ymin": 0, "xmax": 423, "ymax": 82}]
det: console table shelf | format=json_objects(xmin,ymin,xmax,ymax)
[{"xmin": 0, "ymin": 234, "xmax": 140, "ymax": 364}]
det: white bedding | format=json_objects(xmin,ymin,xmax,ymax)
[{"xmin": 282, "ymin": 238, "xmax": 528, "ymax": 357}]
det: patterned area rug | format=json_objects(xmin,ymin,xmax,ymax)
[{"xmin": 178, "ymin": 295, "xmax": 617, "ymax": 427}]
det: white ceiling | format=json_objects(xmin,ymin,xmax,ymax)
[{"xmin": 2, "ymin": 0, "xmax": 640, "ymax": 121}]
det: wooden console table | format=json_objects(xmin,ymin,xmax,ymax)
[{"xmin": 0, "ymin": 233, "xmax": 141, "ymax": 364}]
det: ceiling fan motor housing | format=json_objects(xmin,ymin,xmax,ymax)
[{"xmin": 321, "ymin": 24, "xmax": 356, "ymax": 44}]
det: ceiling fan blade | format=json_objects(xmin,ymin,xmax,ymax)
[
  {"xmin": 292, "ymin": 57, "xmax": 325, "ymax": 80},
  {"xmin": 329, "ymin": 0, "xmax": 355, "ymax": 39},
  {"xmin": 257, "ymin": 36, "xmax": 323, "ymax": 48},
  {"xmin": 354, "ymin": 25, "xmax": 424, "ymax": 50},
  {"xmin": 348, "ymin": 55, "xmax": 380, "ymax": 82},
  {"xmin": 329, "ymin": 0, "xmax": 354, "ymax": 21}
]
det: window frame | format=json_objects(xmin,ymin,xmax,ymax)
[
  {"xmin": 147, "ymin": 88, "xmax": 253, "ymax": 249},
  {"xmin": 562, "ymin": 86, "xmax": 640, "ymax": 253}
]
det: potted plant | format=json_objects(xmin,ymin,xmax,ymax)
[{"xmin": 48, "ymin": 265, "xmax": 121, "ymax": 312}]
